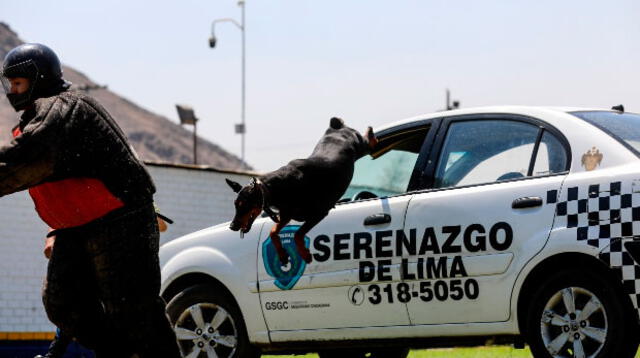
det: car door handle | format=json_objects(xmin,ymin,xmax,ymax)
[
  {"xmin": 364, "ymin": 213, "xmax": 391, "ymax": 226},
  {"xmin": 512, "ymin": 196, "xmax": 543, "ymax": 209}
]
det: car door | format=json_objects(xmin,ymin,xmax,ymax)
[
  {"xmin": 402, "ymin": 115, "xmax": 570, "ymax": 325},
  {"xmin": 257, "ymin": 120, "xmax": 438, "ymax": 339}
]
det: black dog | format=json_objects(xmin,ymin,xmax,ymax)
[{"xmin": 226, "ymin": 117, "xmax": 377, "ymax": 264}]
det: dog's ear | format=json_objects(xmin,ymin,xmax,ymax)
[
  {"xmin": 226, "ymin": 178, "xmax": 243, "ymax": 193},
  {"xmin": 330, "ymin": 117, "xmax": 344, "ymax": 129}
]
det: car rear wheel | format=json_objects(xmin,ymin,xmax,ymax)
[
  {"xmin": 318, "ymin": 347, "xmax": 409, "ymax": 358},
  {"xmin": 166, "ymin": 284, "xmax": 260, "ymax": 358},
  {"xmin": 525, "ymin": 269, "xmax": 638, "ymax": 358}
]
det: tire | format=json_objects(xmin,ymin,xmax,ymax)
[
  {"xmin": 166, "ymin": 284, "xmax": 261, "ymax": 358},
  {"xmin": 318, "ymin": 347, "xmax": 409, "ymax": 358},
  {"xmin": 525, "ymin": 269, "xmax": 639, "ymax": 358}
]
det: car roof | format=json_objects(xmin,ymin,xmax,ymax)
[{"xmin": 373, "ymin": 105, "xmax": 620, "ymax": 133}]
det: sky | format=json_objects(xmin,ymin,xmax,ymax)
[{"xmin": 2, "ymin": 0, "xmax": 639, "ymax": 172}]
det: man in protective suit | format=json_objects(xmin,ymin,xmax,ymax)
[{"xmin": 0, "ymin": 43, "xmax": 181, "ymax": 358}]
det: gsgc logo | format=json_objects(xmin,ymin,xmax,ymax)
[{"xmin": 262, "ymin": 225, "xmax": 309, "ymax": 290}]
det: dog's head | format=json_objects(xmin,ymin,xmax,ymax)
[{"xmin": 226, "ymin": 178, "xmax": 263, "ymax": 233}]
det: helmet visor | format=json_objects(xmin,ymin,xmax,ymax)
[
  {"xmin": 1, "ymin": 60, "xmax": 38, "ymax": 92},
  {"xmin": 0, "ymin": 75, "xmax": 8, "ymax": 95},
  {"xmin": 1, "ymin": 60, "xmax": 38, "ymax": 110}
]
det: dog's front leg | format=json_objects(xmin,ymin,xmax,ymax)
[
  {"xmin": 294, "ymin": 216, "xmax": 325, "ymax": 264},
  {"xmin": 365, "ymin": 126, "xmax": 378, "ymax": 152},
  {"xmin": 270, "ymin": 218, "xmax": 291, "ymax": 265}
]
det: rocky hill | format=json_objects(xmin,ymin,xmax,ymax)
[{"xmin": 0, "ymin": 22, "xmax": 251, "ymax": 171}]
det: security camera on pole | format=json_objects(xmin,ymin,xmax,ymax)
[{"xmin": 209, "ymin": 0, "xmax": 246, "ymax": 165}]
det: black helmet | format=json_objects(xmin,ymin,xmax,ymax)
[{"xmin": 1, "ymin": 43, "xmax": 71, "ymax": 111}]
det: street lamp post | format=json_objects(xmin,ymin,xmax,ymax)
[
  {"xmin": 209, "ymin": 0, "xmax": 246, "ymax": 164},
  {"xmin": 445, "ymin": 88, "xmax": 461, "ymax": 110}
]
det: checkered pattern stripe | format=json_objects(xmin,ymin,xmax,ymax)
[{"xmin": 547, "ymin": 180, "xmax": 640, "ymax": 315}]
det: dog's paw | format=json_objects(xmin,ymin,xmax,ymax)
[
  {"xmin": 330, "ymin": 117, "xmax": 344, "ymax": 129},
  {"xmin": 366, "ymin": 126, "xmax": 378, "ymax": 150},
  {"xmin": 299, "ymin": 248, "xmax": 312, "ymax": 264}
]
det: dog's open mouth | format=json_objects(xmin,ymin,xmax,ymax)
[
  {"xmin": 229, "ymin": 223, "xmax": 248, "ymax": 238},
  {"xmin": 229, "ymin": 223, "xmax": 251, "ymax": 232},
  {"xmin": 242, "ymin": 213, "xmax": 259, "ymax": 233},
  {"xmin": 230, "ymin": 211, "xmax": 259, "ymax": 236}
]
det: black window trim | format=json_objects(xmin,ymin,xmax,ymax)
[
  {"xmin": 415, "ymin": 113, "xmax": 572, "ymax": 193},
  {"xmin": 527, "ymin": 127, "xmax": 545, "ymax": 176}
]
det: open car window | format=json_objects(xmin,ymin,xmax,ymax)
[{"xmin": 341, "ymin": 126, "xmax": 430, "ymax": 201}]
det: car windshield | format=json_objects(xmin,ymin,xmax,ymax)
[{"xmin": 572, "ymin": 111, "xmax": 640, "ymax": 154}]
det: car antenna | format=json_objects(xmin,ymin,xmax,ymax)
[{"xmin": 611, "ymin": 104, "xmax": 625, "ymax": 113}]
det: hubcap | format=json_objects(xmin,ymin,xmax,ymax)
[
  {"xmin": 540, "ymin": 287, "xmax": 608, "ymax": 358},
  {"xmin": 174, "ymin": 303, "xmax": 238, "ymax": 358}
]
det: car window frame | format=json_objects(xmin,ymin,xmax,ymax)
[
  {"xmin": 337, "ymin": 117, "xmax": 443, "ymax": 205},
  {"xmin": 416, "ymin": 113, "xmax": 572, "ymax": 192}
]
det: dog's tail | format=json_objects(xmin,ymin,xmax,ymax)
[{"xmin": 330, "ymin": 117, "xmax": 345, "ymax": 129}]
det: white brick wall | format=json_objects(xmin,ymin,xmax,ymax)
[
  {"xmin": 149, "ymin": 164, "xmax": 254, "ymax": 246},
  {"xmin": 0, "ymin": 163, "xmax": 253, "ymax": 333}
]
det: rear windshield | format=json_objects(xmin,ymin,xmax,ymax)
[{"xmin": 572, "ymin": 111, "xmax": 640, "ymax": 155}]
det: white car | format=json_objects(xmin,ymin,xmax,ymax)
[{"xmin": 159, "ymin": 106, "xmax": 640, "ymax": 358}]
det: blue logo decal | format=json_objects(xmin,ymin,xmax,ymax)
[{"xmin": 262, "ymin": 225, "xmax": 309, "ymax": 290}]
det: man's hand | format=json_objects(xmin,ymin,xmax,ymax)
[
  {"xmin": 157, "ymin": 217, "xmax": 168, "ymax": 233},
  {"xmin": 44, "ymin": 235, "xmax": 55, "ymax": 259}
]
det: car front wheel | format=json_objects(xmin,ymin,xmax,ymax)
[
  {"xmin": 166, "ymin": 284, "xmax": 260, "ymax": 358},
  {"xmin": 526, "ymin": 269, "xmax": 638, "ymax": 358}
]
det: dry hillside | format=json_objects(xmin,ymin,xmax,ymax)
[{"xmin": 0, "ymin": 22, "xmax": 251, "ymax": 171}]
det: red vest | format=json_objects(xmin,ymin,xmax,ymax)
[{"xmin": 12, "ymin": 126, "xmax": 124, "ymax": 229}]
